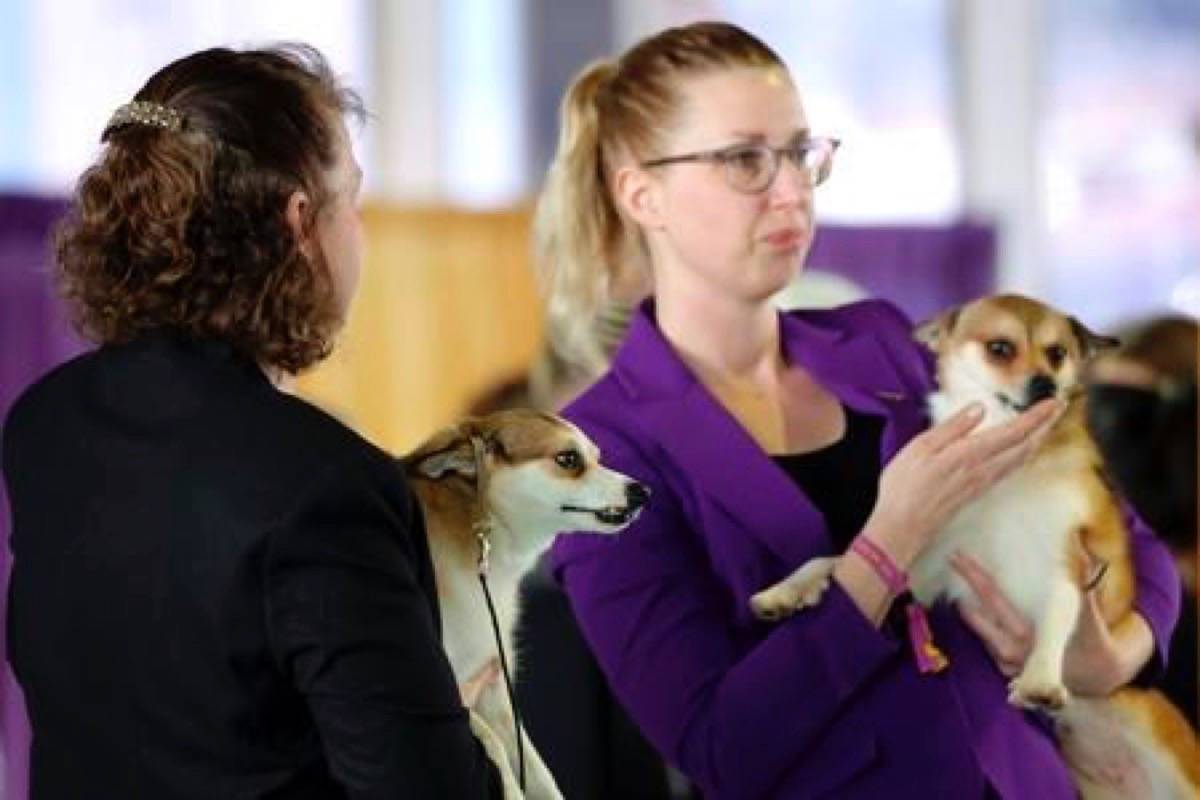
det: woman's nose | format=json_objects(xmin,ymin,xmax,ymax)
[{"xmin": 767, "ymin": 157, "xmax": 812, "ymax": 207}]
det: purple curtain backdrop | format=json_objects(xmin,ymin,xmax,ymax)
[
  {"xmin": 808, "ymin": 220, "xmax": 997, "ymax": 324},
  {"xmin": 0, "ymin": 195, "xmax": 993, "ymax": 800}
]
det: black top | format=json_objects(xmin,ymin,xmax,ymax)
[
  {"xmin": 771, "ymin": 405, "xmax": 885, "ymax": 552},
  {"xmin": 3, "ymin": 332, "xmax": 501, "ymax": 799}
]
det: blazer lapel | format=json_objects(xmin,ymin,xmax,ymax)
[
  {"xmin": 639, "ymin": 383, "xmax": 830, "ymax": 569},
  {"xmin": 779, "ymin": 312, "xmax": 929, "ymax": 462},
  {"xmin": 612, "ymin": 302, "xmax": 931, "ymax": 577}
]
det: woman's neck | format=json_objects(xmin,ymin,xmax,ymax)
[
  {"xmin": 261, "ymin": 363, "xmax": 294, "ymax": 392},
  {"xmin": 655, "ymin": 284, "xmax": 783, "ymax": 391}
]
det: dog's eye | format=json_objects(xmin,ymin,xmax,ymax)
[
  {"xmin": 986, "ymin": 339, "xmax": 1015, "ymax": 361},
  {"xmin": 1045, "ymin": 345, "xmax": 1067, "ymax": 369},
  {"xmin": 554, "ymin": 450, "xmax": 583, "ymax": 472}
]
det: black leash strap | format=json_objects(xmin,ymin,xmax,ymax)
[
  {"xmin": 469, "ymin": 436, "xmax": 526, "ymax": 792},
  {"xmin": 478, "ymin": 571, "xmax": 525, "ymax": 791}
]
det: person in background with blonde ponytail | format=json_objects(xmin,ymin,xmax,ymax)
[{"xmin": 537, "ymin": 21, "xmax": 1181, "ymax": 799}]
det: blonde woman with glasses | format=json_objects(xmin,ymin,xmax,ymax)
[{"xmin": 536, "ymin": 21, "xmax": 1180, "ymax": 799}]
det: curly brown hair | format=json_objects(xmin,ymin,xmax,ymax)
[{"xmin": 56, "ymin": 45, "xmax": 365, "ymax": 373}]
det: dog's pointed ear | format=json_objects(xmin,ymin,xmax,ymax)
[
  {"xmin": 1070, "ymin": 317, "xmax": 1120, "ymax": 360},
  {"xmin": 414, "ymin": 443, "xmax": 477, "ymax": 480},
  {"xmin": 914, "ymin": 307, "xmax": 960, "ymax": 351},
  {"xmin": 403, "ymin": 426, "xmax": 478, "ymax": 481}
]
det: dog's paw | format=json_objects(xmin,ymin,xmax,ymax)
[
  {"xmin": 1008, "ymin": 674, "xmax": 1070, "ymax": 711},
  {"xmin": 751, "ymin": 558, "xmax": 837, "ymax": 621},
  {"xmin": 750, "ymin": 576, "xmax": 830, "ymax": 621},
  {"xmin": 750, "ymin": 586, "xmax": 801, "ymax": 620},
  {"xmin": 795, "ymin": 574, "xmax": 832, "ymax": 607}
]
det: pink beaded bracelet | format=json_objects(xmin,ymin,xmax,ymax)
[
  {"xmin": 849, "ymin": 537, "xmax": 949, "ymax": 674},
  {"xmin": 849, "ymin": 536, "xmax": 908, "ymax": 595}
]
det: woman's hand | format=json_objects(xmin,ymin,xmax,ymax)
[
  {"xmin": 863, "ymin": 399, "xmax": 1061, "ymax": 566},
  {"xmin": 1063, "ymin": 596, "xmax": 1154, "ymax": 696},
  {"xmin": 951, "ymin": 552, "xmax": 1034, "ymax": 678},
  {"xmin": 836, "ymin": 401, "xmax": 1060, "ymax": 626},
  {"xmin": 459, "ymin": 658, "xmax": 500, "ymax": 709},
  {"xmin": 951, "ymin": 553, "xmax": 1154, "ymax": 695}
]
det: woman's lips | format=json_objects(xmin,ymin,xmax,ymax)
[{"xmin": 763, "ymin": 228, "xmax": 806, "ymax": 250}]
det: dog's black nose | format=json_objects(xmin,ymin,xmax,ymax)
[
  {"xmin": 1026, "ymin": 374, "xmax": 1057, "ymax": 405},
  {"xmin": 625, "ymin": 481, "xmax": 650, "ymax": 510}
]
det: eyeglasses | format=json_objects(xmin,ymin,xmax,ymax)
[{"xmin": 641, "ymin": 136, "xmax": 841, "ymax": 194}]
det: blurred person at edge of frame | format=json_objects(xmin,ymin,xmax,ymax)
[{"xmin": 1088, "ymin": 316, "xmax": 1198, "ymax": 728}]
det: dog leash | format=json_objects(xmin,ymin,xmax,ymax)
[{"xmin": 469, "ymin": 435, "xmax": 527, "ymax": 792}]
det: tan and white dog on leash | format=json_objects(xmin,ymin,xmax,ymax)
[
  {"xmin": 402, "ymin": 409, "xmax": 648, "ymax": 799},
  {"xmin": 751, "ymin": 295, "xmax": 1199, "ymax": 798}
]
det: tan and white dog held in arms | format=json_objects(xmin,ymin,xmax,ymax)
[
  {"xmin": 402, "ymin": 409, "xmax": 649, "ymax": 800},
  {"xmin": 750, "ymin": 295, "xmax": 1199, "ymax": 798}
]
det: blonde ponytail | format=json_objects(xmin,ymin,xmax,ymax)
[{"xmin": 534, "ymin": 59, "xmax": 635, "ymax": 373}]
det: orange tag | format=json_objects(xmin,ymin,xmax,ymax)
[{"xmin": 907, "ymin": 604, "xmax": 949, "ymax": 674}]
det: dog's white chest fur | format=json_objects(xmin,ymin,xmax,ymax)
[
  {"xmin": 908, "ymin": 392, "xmax": 1099, "ymax": 711},
  {"xmin": 909, "ymin": 460, "xmax": 1089, "ymax": 617},
  {"xmin": 428, "ymin": 531, "xmax": 529, "ymax": 685}
]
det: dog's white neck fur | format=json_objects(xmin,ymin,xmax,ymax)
[
  {"xmin": 927, "ymin": 349, "xmax": 1020, "ymax": 431},
  {"xmin": 473, "ymin": 512, "xmax": 558, "ymax": 588},
  {"xmin": 428, "ymin": 522, "xmax": 527, "ymax": 687}
]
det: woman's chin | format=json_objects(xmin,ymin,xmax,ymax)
[{"xmin": 753, "ymin": 258, "xmax": 804, "ymax": 300}]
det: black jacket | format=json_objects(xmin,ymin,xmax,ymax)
[{"xmin": 3, "ymin": 332, "xmax": 501, "ymax": 798}]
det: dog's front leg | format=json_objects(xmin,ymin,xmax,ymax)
[
  {"xmin": 469, "ymin": 708, "xmax": 524, "ymax": 799},
  {"xmin": 475, "ymin": 680, "xmax": 564, "ymax": 800},
  {"xmin": 1008, "ymin": 573, "xmax": 1081, "ymax": 711},
  {"xmin": 514, "ymin": 722, "xmax": 562, "ymax": 800},
  {"xmin": 750, "ymin": 556, "xmax": 838, "ymax": 620}
]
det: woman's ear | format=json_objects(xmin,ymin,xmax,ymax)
[
  {"xmin": 612, "ymin": 165, "xmax": 664, "ymax": 231},
  {"xmin": 285, "ymin": 189, "xmax": 315, "ymax": 259}
]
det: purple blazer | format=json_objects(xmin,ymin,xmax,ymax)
[{"xmin": 550, "ymin": 299, "xmax": 1181, "ymax": 800}]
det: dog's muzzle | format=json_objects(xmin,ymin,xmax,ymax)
[
  {"xmin": 562, "ymin": 481, "xmax": 651, "ymax": 526},
  {"xmin": 997, "ymin": 374, "xmax": 1057, "ymax": 413},
  {"xmin": 1025, "ymin": 374, "xmax": 1057, "ymax": 405}
]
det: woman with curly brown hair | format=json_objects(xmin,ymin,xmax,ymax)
[{"xmin": 3, "ymin": 46, "xmax": 505, "ymax": 798}]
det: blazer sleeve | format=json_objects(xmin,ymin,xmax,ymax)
[
  {"xmin": 552, "ymin": 421, "xmax": 901, "ymax": 800},
  {"xmin": 264, "ymin": 454, "xmax": 502, "ymax": 799},
  {"xmin": 862, "ymin": 299, "xmax": 1182, "ymax": 677},
  {"xmin": 1126, "ymin": 502, "xmax": 1182, "ymax": 680}
]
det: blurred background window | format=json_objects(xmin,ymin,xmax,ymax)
[
  {"xmin": 6, "ymin": 0, "xmax": 1197, "ymax": 326},
  {"xmin": 0, "ymin": 0, "xmax": 372, "ymax": 193},
  {"xmin": 1042, "ymin": 0, "xmax": 1200, "ymax": 325}
]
